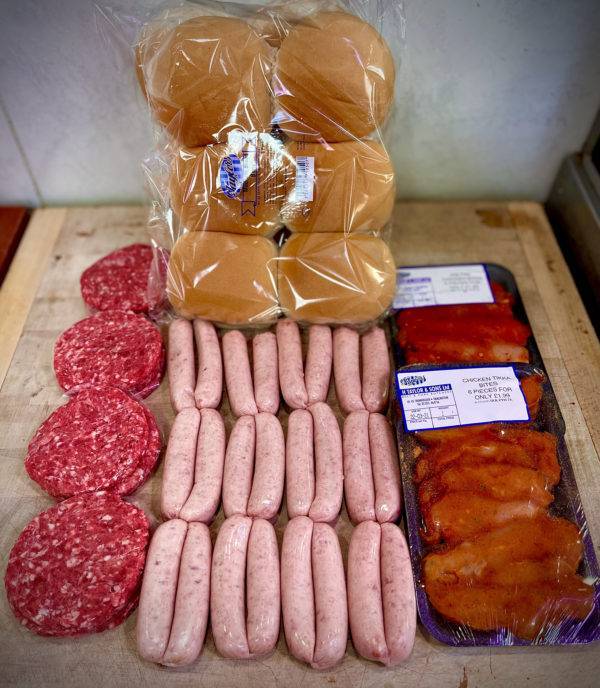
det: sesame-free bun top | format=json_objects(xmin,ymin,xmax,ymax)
[
  {"xmin": 274, "ymin": 12, "xmax": 395, "ymax": 142},
  {"xmin": 167, "ymin": 231, "xmax": 279, "ymax": 325},
  {"xmin": 137, "ymin": 16, "xmax": 273, "ymax": 147},
  {"xmin": 281, "ymin": 139, "xmax": 395, "ymax": 233},
  {"xmin": 170, "ymin": 133, "xmax": 287, "ymax": 236},
  {"xmin": 278, "ymin": 232, "xmax": 396, "ymax": 324}
]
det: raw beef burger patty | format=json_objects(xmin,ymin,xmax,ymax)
[
  {"xmin": 53, "ymin": 311, "xmax": 165, "ymax": 397},
  {"xmin": 116, "ymin": 403, "xmax": 162, "ymax": 496},
  {"xmin": 5, "ymin": 492, "xmax": 149, "ymax": 636},
  {"xmin": 80, "ymin": 244, "xmax": 156, "ymax": 313},
  {"xmin": 25, "ymin": 386, "xmax": 159, "ymax": 498}
]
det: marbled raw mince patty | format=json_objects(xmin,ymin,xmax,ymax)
[
  {"xmin": 53, "ymin": 311, "xmax": 165, "ymax": 398},
  {"xmin": 17, "ymin": 590, "xmax": 141, "ymax": 638},
  {"xmin": 115, "ymin": 403, "xmax": 162, "ymax": 496},
  {"xmin": 25, "ymin": 387, "xmax": 149, "ymax": 498},
  {"xmin": 5, "ymin": 492, "xmax": 149, "ymax": 636},
  {"xmin": 80, "ymin": 244, "xmax": 155, "ymax": 314}
]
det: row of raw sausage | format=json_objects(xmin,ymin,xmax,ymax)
[
  {"xmin": 161, "ymin": 407, "xmax": 226, "ymax": 523},
  {"xmin": 222, "ymin": 320, "xmax": 329, "ymax": 416},
  {"xmin": 161, "ymin": 408, "xmax": 285, "ymax": 522},
  {"xmin": 286, "ymin": 404, "xmax": 401, "ymax": 524},
  {"xmin": 222, "ymin": 413, "xmax": 285, "ymax": 520},
  {"xmin": 343, "ymin": 411, "xmax": 402, "ymax": 524},
  {"xmin": 226, "ymin": 319, "xmax": 333, "ymax": 413},
  {"xmin": 137, "ymin": 517, "xmax": 416, "ymax": 669},
  {"xmin": 275, "ymin": 320, "xmax": 391, "ymax": 414},
  {"xmin": 333, "ymin": 326, "xmax": 390, "ymax": 415},
  {"xmin": 211, "ymin": 516, "xmax": 280, "ymax": 659},
  {"xmin": 347, "ymin": 521, "xmax": 416, "ymax": 666},
  {"xmin": 137, "ymin": 517, "xmax": 279, "ymax": 665},
  {"xmin": 162, "ymin": 404, "xmax": 399, "ymax": 524},
  {"xmin": 281, "ymin": 517, "xmax": 347, "ymax": 669},
  {"xmin": 168, "ymin": 319, "xmax": 222, "ymax": 412},
  {"xmin": 167, "ymin": 319, "xmax": 285, "ymax": 417},
  {"xmin": 137, "ymin": 519, "xmax": 211, "ymax": 666},
  {"xmin": 168, "ymin": 318, "xmax": 390, "ymax": 418},
  {"xmin": 286, "ymin": 402, "xmax": 343, "ymax": 521}
]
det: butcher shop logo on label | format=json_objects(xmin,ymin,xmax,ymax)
[
  {"xmin": 399, "ymin": 374, "xmax": 427, "ymax": 387},
  {"xmin": 219, "ymin": 155, "xmax": 243, "ymax": 198}
]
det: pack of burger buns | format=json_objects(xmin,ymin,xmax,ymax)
[{"xmin": 116, "ymin": 0, "xmax": 401, "ymax": 327}]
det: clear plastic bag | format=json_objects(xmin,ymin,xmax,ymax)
[
  {"xmin": 278, "ymin": 231, "xmax": 396, "ymax": 324},
  {"xmin": 97, "ymin": 0, "xmax": 404, "ymax": 327}
]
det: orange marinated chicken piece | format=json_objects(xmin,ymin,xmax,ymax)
[
  {"xmin": 415, "ymin": 424, "xmax": 501, "ymax": 447},
  {"xmin": 396, "ymin": 281, "xmax": 528, "ymax": 364},
  {"xmin": 414, "ymin": 375, "xmax": 543, "ymax": 446},
  {"xmin": 418, "ymin": 463, "xmax": 553, "ymax": 510},
  {"xmin": 414, "ymin": 440, "xmax": 534, "ymax": 482},
  {"xmin": 395, "ymin": 282, "xmax": 515, "ymax": 329},
  {"xmin": 425, "ymin": 577, "xmax": 594, "ymax": 640},
  {"xmin": 490, "ymin": 281, "xmax": 515, "ymax": 305},
  {"xmin": 428, "ymin": 557, "xmax": 579, "ymax": 587},
  {"xmin": 421, "ymin": 493, "xmax": 543, "ymax": 545},
  {"xmin": 423, "ymin": 516, "xmax": 584, "ymax": 584},
  {"xmin": 519, "ymin": 372, "xmax": 543, "ymax": 419},
  {"xmin": 423, "ymin": 516, "xmax": 593, "ymax": 639},
  {"xmin": 414, "ymin": 428, "xmax": 560, "ymax": 486},
  {"xmin": 468, "ymin": 559, "xmax": 577, "ymax": 586},
  {"xmin": 397, "ymin": 315, "xmax": 531, "ymax": 348},
  {"xmin": 395, "ymin": 305, "xmax": 513, "ymax": 330},
  {"xmin": 404, "ymin": 339, "xmax": 530, "ymax": 365},
  {"xmin": 501, "ymin": 428, "xmax": 560, "ymax": 484}
]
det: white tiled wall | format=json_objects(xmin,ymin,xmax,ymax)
[{"xmin": 0, "ymin": 0, "xmax": 599, "ymax": 206}]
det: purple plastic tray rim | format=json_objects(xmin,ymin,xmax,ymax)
[{"xmin": 392, "ymin": 361, "xmax": 600, "ymax": 647}]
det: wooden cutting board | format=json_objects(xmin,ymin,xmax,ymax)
[{"xmin": 0, "ymin": 203, "xmax": 599, "ymax": 688}]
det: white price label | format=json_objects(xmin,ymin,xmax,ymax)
[
  {"xmin": 394, "ymin": 264, "xmax": 494, "ymax": 309},
  {"xmin": 396, "ymin": 366, "xmax": 529, "ymax": 432},
  {"xmin": 241, "ymin": 151, "xmax": 257, "ymax": 179},
  {"xmin": 292, "ymin": 156, "xmax": 314, "ymax": 202}
]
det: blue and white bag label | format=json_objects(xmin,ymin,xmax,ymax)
[
  {"xmin": 394, "ymin": 264, "xmax": 494, "ymax": 309},
  {"xmin": 396, "ymin": 366, "xmax": 529, "ymax": 432},
  {"xmin": 219, "ymin": 154, "xmax": 244, "ymax": 198}
]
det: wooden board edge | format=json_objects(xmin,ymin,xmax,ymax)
[
  {"xmin": 509, "ymin": 201, "xmax": 600, "ymax": 456},
  {"xmin": 0, "ymin": 207, "xmax": 67, "ymax": 390}
]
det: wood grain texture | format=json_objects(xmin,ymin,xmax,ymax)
[
  {"xmin": 0, "ymin": 203, "xmax": 599, "ymax": 688},
  {"xmin": 510, "ymin": 202, "xmax": 600, "ymax": 456},
  {"xmin": 0, "ymin": 208, "xmax": 66, "ymax": 388}
]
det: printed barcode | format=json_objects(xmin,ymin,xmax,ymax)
[{"xmin": 293, "ymin": 156, "xmax": 314, "ymax": 202}]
